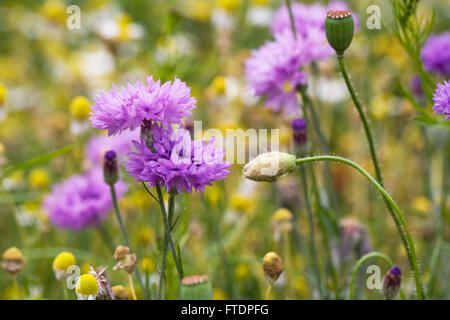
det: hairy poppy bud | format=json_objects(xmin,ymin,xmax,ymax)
[
  {"xmin": 103, "ymin": 150, "xmax": 119, "ymax": 185},
  {"xmin": 381, "ymin": 266, "xmax": 402, "ymax": 300},
  {"xmin": 243, "ymin": 152, "xmax": 297, "ymax": 182},
  {"xmin": 325, "ymin": 10, "xmax": 354, "ymax": 56},
  {"xmin": 180, "ymin": 275, "xmax": 213, "ymax": 300}
]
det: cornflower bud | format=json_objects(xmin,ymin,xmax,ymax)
[
  {"xmin": 291, "ymin": 118, "xmax": 308, "ymax": 156},
  {"xmin": 243, "ymin": 152, "xmax": 297, "ymax": 182},
  {"xmin": 103, "ymin": 150, "xmax": 119, "ymax": 185},
  {"xmin": 381, "ymin": 266, "xmax": 402, "ymax": 300},
  {"xmin": 180, "ymin": 275, "xmax": 213, "ymax": 300},
  {"xmin": 325, "ymin": 10, "xmax": 355, "ymax": 56},
  {"xmin": 262, "ymin": 252, "xmax": 284, "ymax": 283}
]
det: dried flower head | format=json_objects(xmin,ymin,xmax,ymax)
[
  {"xmin": 262, "ymin": 252, "xmax": 284, "ymax": 283},
  {"xmin": 112, "ymin": 285, "xmax": 129, "ymax": 300},
  {"xmin": 113, "ymin": 245, "xmax": 137, "ymax": 274},
  {"xmin": 2, "ymin": 247, "xmax": 25, "ymax": 276}
]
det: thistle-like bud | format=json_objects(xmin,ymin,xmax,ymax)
[
  {"xmin": 52, "ymin": 251, "xmax": 76, "ymax": 281},
  {"xmin": 243, "ymin": 152, "xmax": 297, "ymax": 182},
  {"xmin": 2, "ymin": 247, "xmax": 25, "ymax": 276},
  {"xmin": 180, "ymin": 275, "xmax": 213, "ymax": 300},
  {"xmin": 262, "ymin": 252, "xmax": 284, "ymax": 283},
  {"xmin": 381, "ymin": 266, "xmax": 402, "ymax": 300},
  {"xmin": 325, "ymin": 10, "xmax": 354, "ymax": 56},
  {"xmin": 113, "ymin": 245, "xmax": 137, "ymax": 274},
  {"xmin": 103, "ymin": 150, "xmax": 119, "ymax": 186}
]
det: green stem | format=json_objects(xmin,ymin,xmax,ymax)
[
  {"xmin": 349, "ymin": 252, "xmax": 392, "ymax": 299},
  {"xmin": 108, "ymin": 184, "xmax": 147, "ymax": 299},
  {"xmin": 155, "ymin": 184, "xmax": 183, "ymax": 281},
  {"xmin": 336, "ymin": 57, "xmax": 425, "ymax": 299},
  {"xmin": 295, "ymin": 156, "xmax": 424, "ymax": 299},
  {"xmin": 298, "ymin": 165, "xmax": 323, "ymax": 299},
  {"xmin": 285, "ymin": 0, "xmax": 297, "ymax": 40}
]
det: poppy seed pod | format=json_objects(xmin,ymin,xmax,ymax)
[
  {"xmin": 180, "ymin": 275, "xmax": 213, "ymax": 300},
  {"xmin": 325, "ymin": 10, "xmax": 354, "ymax": 56}
]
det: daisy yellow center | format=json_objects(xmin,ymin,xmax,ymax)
[
  {"xmin": 53, "ymin": 252, "xmax": 76, "ymax": 272},
  {"xmin": 69, "ymin": 96, "xmax": 91, "ymax": 120},
  {"xmin": 76, "ymin": 274, "xmax": 98, "ymax": 296},
  {"xmin": 283, "ymin": 81, "xmax": 294, "ymax": 92},
  {"xmin": 29, "ymin": 168, "xmax": 50, "ymax": 189}
]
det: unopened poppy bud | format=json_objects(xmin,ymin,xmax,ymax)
[
  {"xmin": 103, "ymin": 150, "xmax": 119, "ymax": 185},
  {"xmin": 243, "ymin": 152, "xmax": 297, "ymax": 182},
  {"xmin": 381, "ymin": 266, "xmax": 402, "ymax": 300},
  {"xmin": 325, "ymin": 10, "xmax": 354, "ymax": 56},
  {"xmin": 262, "ymin": 252, "xmax": 284, "ymax": 283},
  {"xmin": 112, "ymin": 285, "xmax": 129, "ymax": 300},
  {"xmin": 180, "ymin": 275, "xmax": 213, "ymax": 300},
  {"xmin": 2, "ymin": 247, "xmax": 25, "ymax": 276}
]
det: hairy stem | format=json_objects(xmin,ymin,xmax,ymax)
[{"xmin": 295, "ymin": 156, "xmax": 424, "ymax": 299}]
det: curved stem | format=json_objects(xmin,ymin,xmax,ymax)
[
  {"xmin": 348, "ymin": 252, "xmax": 392, "ymax": 300},
  {"xmin": 264, "ymin": 284, "xmax": 272, "ymax": 300},
  {"xmin": 336, "ymin": 57, "xmax": 425, "ymax": 299},
  {"xmin": 295, "ymin": 156, "xmax": 424, "ymax": 299}
]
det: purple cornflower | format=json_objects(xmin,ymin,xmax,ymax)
[
  {"xmin": 89, "ymin": 77, "xmax": 196, "ymax": 136},
  {"xmin": 270, "ymin": 1, "xmax": 357, "ymax": 38},
  {"xmin": 43, "ymin": 168, "xmax": 127, "ymax": 231},
  {"xmin": 244, "ymin": 31, "xmax": 329, "ymax": 114},
  {"xmin": 126, "ymin": 124, "xmax": 230, "ymax": 193},
  {"xmin": 432, "ymin": 80, "xmax": 450, "ymax": 119},
  {"xmin": 421, "ymin": 32, "xmax": 450, "ymax": 76},
  {"xmin": 381, "ymin": 266, "xmax": 402, "ymax": 300},
  {"xmin": 85, "ymin": 129, "xmax": 140, "ymax": 165}
]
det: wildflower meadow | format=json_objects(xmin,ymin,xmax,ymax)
[{"xmin": 0, "ymin": 0, "xmax": 448, "ymax": 303}]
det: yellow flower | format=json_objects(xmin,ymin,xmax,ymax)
[
  {"xmin": 251, "ymin": 0, "xmax": 268, "ymax": 5},
  {"xmin": 205, "ymin": 185, "xmax": 221, "ymax": 206},
  {"xmin": 69, "ymin": 96, "xmax": 91, "ymax": 120},
  {"xmin": 235, "ymin": 263, "xmax": 250, "ymax": 280},
  {"xmin": 112, "ymin": 285, "xmax": 129, "ymax": 300},
  {"xmin": 218, "ymin": 0, "xmax": 240, "ymax": 12},
  {"xmin": 211, "ymin": 76, "xmax": 226, "ymax": 95},
  {"xmin": 75, "ymin": 274, "xmax": 98, "ymax": 299},
  {"xmin": 141, "ymin": 257, "xmax": 155, "ymax": 273},
  {"xmin": 28, "ymin": 168, "xmax": 50, "ymax": 189},
  {"xmin": 186, "ymin": 0, "xmax": 212, "ymax": 22},
  {"xmin": 231, "ymin": 194, "xmax": 253, "ymax": 213},
  {"xmin": 41, "ymin": 0, "xmax": 66, "ymax": 24},
  {"xmin": 137, "ymin": 227, "xmax": 154, "ymax": 246},
  {"xmin": 295, "ymin": 276, "xmax": 309, "ymax": 299},
  {"xmin": 0, "ymin": 83, "xmax": 7, "ymax": 105},
  {"xmin": 412, "ymin": 196, "xmax": 431, "ymax": 214},
  {"xmin": 0, "ymin": 142, "xmax": 4, "ymax": 155},
  {"xmin": 213, "ymin": 288, "xmax": 228, "ymax": 300},
  {"xmin": 117, "ymin": 13, "xmax": 132, "ymax": 40},
  {"xmin": 53, "ymin": 252, "xmax": 76, "ymax": 272}
]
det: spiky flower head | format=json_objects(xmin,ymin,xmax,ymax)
[
  {"xmin": 2, "ymin": 247, "xmax": 25, "ymax": 276},
  {"xmin": 243, "ymin": 152, "xmax": 297, "ymax": 182},
  {"xmin": 76, "ymin": 274, "xmax": 99, "ymax": 300},
  {"xmin": 432, "ymin": 80, "xmax": 450, "ymax": 119},
  {"xmin": 325, "ymin": 10, "xmax": 354, "ymax": 56},
  {"xmin": 381, "ymin": 266, "xmax": 402, "ymax": 300},
  {"xmin": 53, "ymin": 251, "xmax": 76, "ymax": 280},
  {"xmin": 262, "ymin": 252, "xmax": 284, "ymax": 283},
  {"xmin": 180, "ymin": 275, "xmax": 213, "ymax": 300}
]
